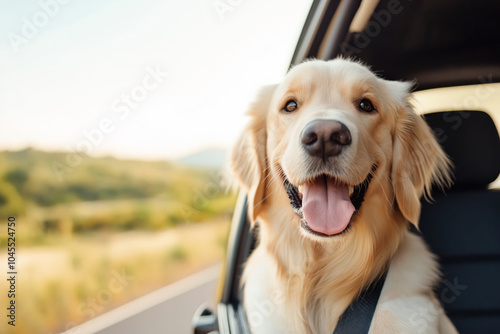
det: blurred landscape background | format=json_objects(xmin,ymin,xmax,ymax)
[
  {"xmin": 0, "ymin": 147, "xmax": 235, "ymax": 334},
  {"xmin": 0, "ymin": 0, "xmax": 325, "ymax": 332}
]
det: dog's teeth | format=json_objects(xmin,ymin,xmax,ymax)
[{"xmin": 298, "ymin": 185, "xmax": 303, "ymax": 199}]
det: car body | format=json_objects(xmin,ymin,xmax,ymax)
[{"xmin": 193, "ymin": 0, "xmax": 500, "ymax": 333}]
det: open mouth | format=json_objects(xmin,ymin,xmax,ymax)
[{"xmin": 283, "ymin": 166, "xmax": 375, "ymax": 237}]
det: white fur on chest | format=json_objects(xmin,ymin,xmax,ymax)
[
  {"xmin": 243, "ymin": 233, "xmax": 458, "ymax": 334},
  {"xmin": 243, "ymin": 247, "xmax": 294, "ymax": 333}
]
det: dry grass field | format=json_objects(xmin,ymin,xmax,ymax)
[{"xmin": 0, "ymin": 149, "xmax": 235, "ymax": 334}]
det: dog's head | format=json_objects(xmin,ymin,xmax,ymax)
[{"xmin": 231, "ymin": 59, "xmax": 451, "ymax": 242}]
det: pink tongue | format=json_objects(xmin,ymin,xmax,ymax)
[{"xmin": 302, "ymin": 177, "xmax": 355, "ymax": 235}]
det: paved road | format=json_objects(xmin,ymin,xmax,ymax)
[{"xmin": 66, "ymin": 264, "xmax": 221, "ymax": 334}]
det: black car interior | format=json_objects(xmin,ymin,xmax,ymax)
[
  {"xmin": 420, "ymin": 110, "xmax": 500, "ymax": 333},
  {"xmin": 294, "ymin": 0, "xmax": 500, "ymax": 89},
  {"xmin": 340, "ymin": 0, "xmax": 500, "ymax": 90}
]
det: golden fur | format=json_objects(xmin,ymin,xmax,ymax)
[{"xmin": 231, "ymin": 58, "xmax": 457, "ymax": 333}]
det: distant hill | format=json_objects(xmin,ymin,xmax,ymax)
[
  {"xmin": 0, "ymin": 147, "xmax": 225, "ymax": 209},
  {"xmin": 0, "ymin": 148, "xmax": 237, "ymax": 233},
  {"xmin": 177, "ymin": 148, "xmax": 227, "ymax": 169}
]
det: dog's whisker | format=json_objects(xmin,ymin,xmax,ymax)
[{"xmin": 373, "ymin": 173, "xmax": 392, "ymax": 206}]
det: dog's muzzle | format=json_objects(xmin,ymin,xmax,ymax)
[{"xmin": 283, "ymin": 166, "xmax": 375, "ymax": 237}]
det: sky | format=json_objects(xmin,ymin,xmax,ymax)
[{"xmin": 0, "ymin": 0, "xmax": 312, "ymax": 160}]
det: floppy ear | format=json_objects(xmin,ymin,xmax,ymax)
[
  {"xmin": 230, "ymin": 85, "xmax": 276, "ymax": 223},
  {"xmin": 389, "ymin": 81, "xmax": 452, "ymax": 227}
]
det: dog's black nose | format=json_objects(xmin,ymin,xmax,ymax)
[{"xmin": 301, "ymin": 120, "xmax": 351, "ymax": 158}]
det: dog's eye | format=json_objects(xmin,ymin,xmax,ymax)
[
  {"xmin": 283, "ymin": 100, "xmax": 298, "ymax": 112},
  {"xmin": 358, "ymin": 99, "xmax": 375, "ymax": 113}
]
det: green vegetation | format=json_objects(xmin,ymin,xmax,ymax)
[
  {"xmin": 0, "ymin": 148, "xmax": 236, "ymax": 334},
  {"xmin": 0, "ymin": 148, "xmax": 236, "ymax": 245}
]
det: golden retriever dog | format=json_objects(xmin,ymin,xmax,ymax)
[{"xmin": 230, "ymin": 58, "xmax": 459, "ymax": 334}]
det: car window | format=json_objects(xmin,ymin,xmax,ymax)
[{"xmin": 413, "ymin": 83, "xmax": 500, "ymax": 188}]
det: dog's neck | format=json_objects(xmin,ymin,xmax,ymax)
[{"xmin": 256, "ymin": 188, "xmax": 406, "ymax": 333}]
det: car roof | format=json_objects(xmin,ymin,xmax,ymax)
[{"xmin": 292, "ymin": 0, "xmax": 500, "ymax": 91}]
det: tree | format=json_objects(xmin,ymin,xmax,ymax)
[{"xmin": 4, "ymin": 168, "xmax": 29, "ymax": 193}]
